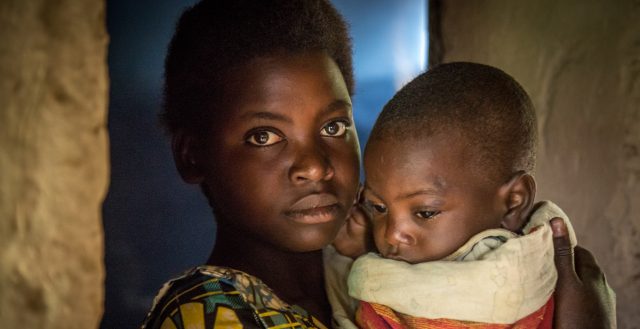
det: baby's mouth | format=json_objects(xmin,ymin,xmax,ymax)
[
  {"xmin": 382, "ymin": 246, "xmax": 407, "ymax": 262},
  {"xmin": 385, "ymin": 254, "xmax": 406, "ymax": 262}
]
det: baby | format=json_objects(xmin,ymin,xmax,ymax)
[{"xmin": 345, "ymin": 62, "xmax": 577, "ymax": 328}]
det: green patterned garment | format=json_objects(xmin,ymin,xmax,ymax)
[{"xmin": 141, "ymin": 266, "xmax": 329, "ymax": 329}]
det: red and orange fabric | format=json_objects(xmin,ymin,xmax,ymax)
[{"xmin": 357, "ymin": 298, "xmax": 554, "ymax": 329}]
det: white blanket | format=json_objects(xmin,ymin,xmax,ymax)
[{"xmin": 345, "ymin": 201, "xmax": 576, "ymax": 324}]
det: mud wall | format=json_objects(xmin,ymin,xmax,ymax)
[{"xmin": 0, "ymin": 0, "xmax": 108, "ymax": 328}]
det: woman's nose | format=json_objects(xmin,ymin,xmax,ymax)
[{"xmin": 288, "ymin": 143, "xmax": 335, "ymax": 184}]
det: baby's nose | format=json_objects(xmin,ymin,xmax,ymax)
[{"xmin": 384, "ymin": 216, "xmax": 415, "ymax": 247}]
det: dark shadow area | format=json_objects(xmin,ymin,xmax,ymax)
[{"xmin": 101, "ymin": 1, "xmax": 212, "ymax": 328}]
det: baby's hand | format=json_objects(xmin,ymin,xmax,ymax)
[{"xmin": 333, "ymin": 203, "xmax": 374, "ymax": 259}]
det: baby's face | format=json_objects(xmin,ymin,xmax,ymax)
[{"xmin": 362, "ymin": 132, "xmax": 506, "ymax": 263}]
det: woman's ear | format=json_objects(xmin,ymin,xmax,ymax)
[
  {"xmin": 500, "ymin": 172, "xmax": 536, "ymax": 232},
  {"xmin": 172, "ymin": 131, "xmax": 205, "ymax": 184}
]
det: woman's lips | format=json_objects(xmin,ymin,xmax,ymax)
[{"xmin": 286, "ymin": 193, "xmax": 340, "ymax": 224}]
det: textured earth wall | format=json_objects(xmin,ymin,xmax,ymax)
[
  {"xmin": 0, "ymin": 0, "xmax": 108, "ymax": 328},
  {"xmin": 432, "ymin": 0, "xmax": 639, "ymax": 327}
]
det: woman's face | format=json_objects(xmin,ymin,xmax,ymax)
[{"xmin": 198, "ymin": 52, "xmax": 361, "ymax": 252}]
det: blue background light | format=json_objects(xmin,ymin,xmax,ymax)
[{"xmin": 333, "ymin": 0, "xmax": 427, "ymax": 148}]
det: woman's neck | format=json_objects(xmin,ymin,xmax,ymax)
[{"xmin": 207, "ymin": 225, "xmax": 332, "ymax": 325}]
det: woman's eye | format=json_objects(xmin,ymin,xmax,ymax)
[
  {"xmin": 245, "ymin": 130, "xmax": 284, "ymax": 146},
  {"xmin": 320, "ymin": 120, "xmax": 349, "ymax": 137},
  {"xmin": 416, "ymin": 210, "xmax": 439, "ymax": 220}
]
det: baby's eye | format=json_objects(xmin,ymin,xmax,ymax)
[
  {"xmin": 416, "ymin": 210, "xmax": 439, "ymax": 220},
  {"xmin": 361, "ymin": 197, "xmax": 387, "ymax": 215},
  {"xmin": 245, "ymin": 130, "xmax": 284, "ymax": 146},
  {"xmin": 320, "ymin": 120, "xmax": 350, "ymax": 137},
  {"xmin": 371, "ymin": 203, "xmax": 387, "ymax": 214}
]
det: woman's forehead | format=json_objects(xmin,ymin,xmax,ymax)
[{"xmin": 210, "ymin": 52, "xmax": 352, "ymax": 123}]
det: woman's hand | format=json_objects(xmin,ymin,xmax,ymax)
[{"xmin": 551, "ymin": 217, "xmax": 616, "ymax": 328}]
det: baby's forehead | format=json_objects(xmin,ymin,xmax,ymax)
[
  {"xmin": 365, "ymin": 123, "xmax": 473, "ymax": 156},
  {"xmin": 364, "ymin": 130, "xmax": 466, "ymax": 168},
  {"xmin": 363, "ymin": 128, "xmax": 499, "ymax": 184}
]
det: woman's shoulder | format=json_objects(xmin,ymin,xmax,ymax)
[{"xmin": 140, "ymin": 265, "xmax": 328, "ymax": 329}]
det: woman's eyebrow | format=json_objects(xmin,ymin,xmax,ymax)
[
  {"xmin": 322, "ymin": 99, "xmax": 352, "ymax": 116},
  {"xmin": 240, "ymin": 111, "xmax": 292, "ymax": 123}
]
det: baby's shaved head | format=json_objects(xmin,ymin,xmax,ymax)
[{"xmin": 368, "ymin": 62, "xmax": 537, "ymax": 182}]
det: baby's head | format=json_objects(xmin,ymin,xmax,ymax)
[
  {"xmin": 163, "ymin": 0, "xmax": 361, "ymax": 252},
  {"xmin": 362, "ymin": 62, "xmax": 537, "ymax": 263}
]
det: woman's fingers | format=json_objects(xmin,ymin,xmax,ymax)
[
  {"xmin": 550, "ymin": 217, "xmax": 616, "ymax": 328},
  {"xmin": 551, "ymin": 217, "xmax": 579, "ymax": 283},
  {"xmin": 573, "ymin": 245, "xmax": 617, "ymax": 327},
  {"xmin": 574, "ymin": 246, "xmax": 606, "ymax": 282}
]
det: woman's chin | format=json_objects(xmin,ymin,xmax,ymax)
[{"xmin": 280, "ymin": 224, "xmax": 344, "ymax": 253}]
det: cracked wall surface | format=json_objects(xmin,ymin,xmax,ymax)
[
  {"xmin": 0, "ymin": 0, "xmax": 108, "ymax": 328},
  {"xmin": 433, "ymin": 0, "xmax": 639, "ymax": 327}
]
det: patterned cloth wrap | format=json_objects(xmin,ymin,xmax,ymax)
[
  {"xmin": 140, "ymin": 266, "xmax": 329, "ymax": 329},
  {"xmin": 348, "ymin": 201, "xmax": 577, "ymax": 329}
]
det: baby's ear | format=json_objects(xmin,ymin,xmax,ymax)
[
  {"xmin": 500, "ymin": 172, "xmax": 536, "ymax": 232},
  {"xmin": 172, "ymin": 131, "xmax": 205, "ymax": 184}
]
